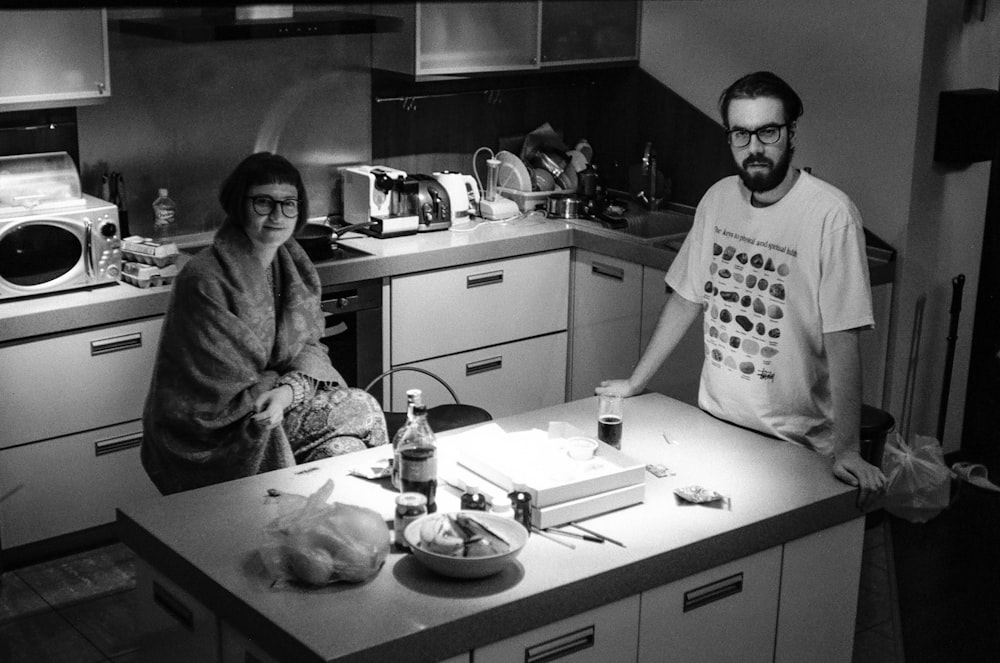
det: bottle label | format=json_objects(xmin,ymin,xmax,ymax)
[{"xmin": 400, "ymin": 447, "xmax": 436, "ymax": 481}]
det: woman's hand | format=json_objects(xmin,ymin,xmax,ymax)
[
  {"xmin": 252, "ymin": 385, "xmax": 294, "ymax": 429},
  {"xmin": 595, "ymin": 379, "xmax": 641, "ymax": 398}
]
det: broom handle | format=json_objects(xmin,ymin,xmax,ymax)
[{"xmin": 937, "ymin": 274, "xmax": 966, "ymax": 442}]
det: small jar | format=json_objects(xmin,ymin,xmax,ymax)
[
  {"xmin": 491, "ymin": 495, "xmax": 515, "ymax": 519},
  {"xmin": 394, "ymin": 492, "xmax": 428, "ymax": 551}
]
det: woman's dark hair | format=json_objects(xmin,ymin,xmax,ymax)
[
  {"xmin": 718, "ymin": 71, "xmax": 804, "ymax": 129},
  {"xmin": 218, "ymin": 152, "xmax": 309, "ymax": 232}
]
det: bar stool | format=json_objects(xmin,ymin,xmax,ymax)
[{"xmin": 365, "ymin": 367, "xmax": 493, "ymax": 440}]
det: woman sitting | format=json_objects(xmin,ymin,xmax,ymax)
[{"xmin": 142, "ymin": 152, "xmax": 387, "ymax": 494}]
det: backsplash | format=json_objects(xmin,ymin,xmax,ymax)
[{"xmin": 75, "ymin": 28, "xmax": 372, "ymax": 238}]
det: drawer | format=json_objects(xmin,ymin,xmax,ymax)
[
  {"xmin": 638, "ymin": 545, "xmax": 782, "ymax": 663},
  {"xmin": 0, "ymin": 420, "xmax": 160, "ymax": 547},
  {"xmin": 475, "ymin": 595, "xmax": 639, "ymax": 663},
  {"xmin": 391, "ymin": 250, "xmax": 569, "ymax": 364},
  {"xmin": 135, "ymin": 558, "xmax": 220, "ymax": 663},
  {"xmin": 391, "ymin": 332, "xmax": 567, "ymax": 419},
  {"xmin": 0, "ymin": 316, "xmax": 163, "ymax": 448}
]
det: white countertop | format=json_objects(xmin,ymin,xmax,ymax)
[{"xmin": 117, "ymin": 393, "xmax": 861, "ymax": 663}]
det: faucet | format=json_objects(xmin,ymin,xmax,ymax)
[{"xmin": 640, "ymin": 141, "xmax": 660, "ymax": 211}]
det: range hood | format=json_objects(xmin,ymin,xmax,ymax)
[{"xmin": 115, "ymin": 8, "xmax": 401, "ymax": 43}]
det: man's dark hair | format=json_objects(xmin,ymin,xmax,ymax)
[
  {"xmin": 718, "ymin": 71, "xmax": 804, "ymax": 129},
  {"xmin": 218, "ymin": 152, "xmax": 310, "ymax": 232}
]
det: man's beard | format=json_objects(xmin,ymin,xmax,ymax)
[{"xmin": 737, "ymin": 146, "xmax": 793, "ymax": 193}]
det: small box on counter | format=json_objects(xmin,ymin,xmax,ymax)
[
  {"xmin": 120, "ymin": 261, "xmax": 179, "ymax": 289},
  {"xmin": 121, "ymin": 236, "xmax": 180, "ymax": 266}
]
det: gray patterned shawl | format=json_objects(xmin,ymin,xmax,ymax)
[{"xmin": 142, "ymin": 220, "xmax": 341, "ymax": 494}]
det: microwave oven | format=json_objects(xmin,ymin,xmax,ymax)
[{"xmin": 0, "ymin": 194, "xmax": 122, "ymax": 300}]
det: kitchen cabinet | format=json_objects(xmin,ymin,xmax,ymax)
[
  {"xmin": 373, "ymin": 1, "xmax": 540, "ymax": 76},
  {"xmin": 568, "ymin": 249, "xmax": 642, "ymax": 400},
  {"xmin": 476, "ymin": 595, "xmax": 639, "ymax": 662},
  {"xmin": 136, "ymin": 558, "xmax": 220, "ymax": 663},
  {"xmin": 0, "ymin": 9, "xmax": 110, "ymax": 111},
  {"xmin": 641, "ymin": 266, "xmax": 704, "ymax": 406},
  {"xmin": 0, "ymin": 316, "xmax": 162, "ymax": 549},
  {"xmin": 389, "ymin": 250, "xmax": 569, "ymax": 417},
  {"xmin": 638, "ymin": 545, "xmax": 782, "ymax": 663},
  {"xmin": 775, "ymin": 518, "xmax": 864, "ymax": 663},
  {"xmin": 540, "ymin": 1, "xmax": 640, "ymax": 67},
  {"xmin": 372, "ymin": 1, "xmax": 639, "ymax": 76}
]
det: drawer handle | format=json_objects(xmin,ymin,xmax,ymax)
[
  {"xmin": 152, "ymin": 580, "xmax": 194, "ymax": 631},
  {"xmin": 94, "ymin": 432, "xmax": 142, "ymax": 457},
  {"xmin": 683, "ymin": 572, "xmax": 744, "ymax": 612},
  {"xmin": 466, "ymin": 356, "xmax": 502, "ymax": 376},
  {"xmin": 591, "ymin": 261, "xmax": 625, "ymax": 281},
  {"xmin": 322, "ymin": 321, "xmax": 349, "ymax": 338},
  {"xmin": 90, "ymin": 332, "xmax": 142, "ymax": 356},
  {"xmin": 467, "ymin": 270, "xmax": 504, "ymax": 288},
  {"xmin": 525, "ymin": 625, "xmax": 595, "ymax": 663}
]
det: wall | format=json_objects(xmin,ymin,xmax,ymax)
[
  {"xmin": 640, "ymin": 0, "xmax": 999, "ymax": 453},
  {"xmin": 75, "ymin": 16, "xmax": 371, "ymax": 238}
]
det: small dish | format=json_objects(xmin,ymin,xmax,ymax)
[
  {"xmin": 566, "ymin": 437, "xmax": 598, "ymax": 460},
  {"xmin": 495, "ymin": 151, "xmax": 533, "ymax": 193}
]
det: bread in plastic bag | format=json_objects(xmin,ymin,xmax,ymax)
[
  {"xmin": 881, "ymin": 432, "xmax": 952, "ymax": 523},
  {"xmin": 258, "ymin": 479, "xmax": 390, "ymax": 585}
]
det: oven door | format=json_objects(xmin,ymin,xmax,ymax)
[
  {"xmin": 0, "ymin": 218, "xmax": 89, "ymax": 299},
  {"xmin": 320, "ymin": 280, "xmax": 383, "ymax": 401}
]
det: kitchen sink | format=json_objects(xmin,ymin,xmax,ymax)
[{"xmin": 583, "ymin": 199, "xmax": 695, "ymax": 249}]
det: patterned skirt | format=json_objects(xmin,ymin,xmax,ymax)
[{"xmin": 283, "ymin": 385, "xmax": 388, "ymax": 464}]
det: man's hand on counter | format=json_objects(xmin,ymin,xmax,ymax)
[
  {"xmin": 595, "ymin": 379, "xmax": 643, "ymax": 397},
  {"xmin": 833, "ymin": 449, "xmax": 887, "ymax": 510}
]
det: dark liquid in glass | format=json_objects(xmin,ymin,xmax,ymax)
[{"xmin": 598, "ymin": 414, "xmax": 622, "ymax": 449}]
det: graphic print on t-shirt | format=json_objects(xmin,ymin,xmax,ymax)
[{"xmin": 703, "ymin": 226, "xmax": 795, "ymax": 383}]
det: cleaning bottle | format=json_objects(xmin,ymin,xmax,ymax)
[{"xmin": 152, "ymin": 188, "xmax": 176, "ymax": 227}]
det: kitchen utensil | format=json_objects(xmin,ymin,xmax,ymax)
[
  {"xmin": 296, "ymin": 222, "xmax": 372, "ymax": 260},
  {"xmin": 404, "ymin": 512, "xmax": 528, "ymax": 579},
  {"xmin": 546, "ymin": 192, "xmax": 585, "ymax": 219},
  {"xmin": 494, "ymin": 151, "xmax": 532, "ymax": 192},
  {"xmin": 432, "ymin": 171, "xmax": 480, "ymax": 223},
  {"xmin": 410, "ymin": 174, "xmax": 451, "ymax": 231},
  {"xmin": 532, "ymin": 167, "xmax": 557, "ymax": 192}
]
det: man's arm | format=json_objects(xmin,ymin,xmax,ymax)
[
  {"xmin": 825, "ymin": 328, "xmax": 886, "ymax": 497},
  {"xmin": 596, "ymin": 291, "xmax": 702, "ymax": 396}
]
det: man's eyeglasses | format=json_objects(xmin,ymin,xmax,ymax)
[
  {"xmin": 726, "ymin": 124, "xmax": 787, "ymax": 148},
  {"xmin": 247, "ymin": 195, "xmax": 299, "ymax": 218}
]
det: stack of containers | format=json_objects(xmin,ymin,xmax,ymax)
[{"xmin": 120, "ymin": 236, "xmax": 181, "ymax": 288}]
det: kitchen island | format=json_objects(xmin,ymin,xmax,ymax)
[{"xmin": 117, "ymin": 393, "xmax": 865, "ymax": 663}]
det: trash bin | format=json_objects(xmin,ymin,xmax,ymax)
[{"xmin": 860, "ymin": 404, "xmax": 895, "ymax": 469}]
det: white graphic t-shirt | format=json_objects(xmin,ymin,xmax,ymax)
[{"xmin": 666, "ymin": 171, "xmax": 874, "ymax": 455}]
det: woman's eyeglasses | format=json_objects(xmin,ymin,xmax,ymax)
[
  {"xmin": 727, "ymin": 124, "xmax": 787, "ymax": 148},
  {"xmin": 247, "ymin": 195, "xmax": 299, "ymax": 218}
]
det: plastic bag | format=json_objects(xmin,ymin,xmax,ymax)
[
  {"xmin": 881, "ymin": 432, "xmax": 952, "ymax": 523},
  {"xmin": 258, "ymin": 479, "xmax": 390, "ymax": 586}
]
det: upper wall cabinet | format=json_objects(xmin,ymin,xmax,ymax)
[
  {"xmin": 373, "ymin": 1, "xmax": 638, "ymax": 77},
  {"xmin": 541, "ymin": 1, "xmax": 640, "ymax": 67},
  {"xmin": 0, "ymin": 9, "xmax": 111, "ymax": 112}
]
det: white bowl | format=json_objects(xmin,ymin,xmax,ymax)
[{"xmin": 404, "ymin": 511, "xmax": 528, "ymax": 579}]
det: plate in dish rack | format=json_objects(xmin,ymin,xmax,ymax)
[{"xmin": 495, "ymin": 151, "xmax": 533, "ymax": 193}]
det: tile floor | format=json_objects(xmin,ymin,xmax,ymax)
[{"xmin": 1, "ymin": 526, "xmax": 902, "ymax": 663}]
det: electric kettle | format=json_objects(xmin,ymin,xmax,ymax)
[{"xmin": 432, "ymin": 171, "xmax": 481, "ymax": 222}]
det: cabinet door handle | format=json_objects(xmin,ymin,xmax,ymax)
[
  {"xmin": 683, "ymin": 572, "xmax": 744, "ymax": 612},
  {"xmin": 94, "ymin": 432, "xmax": 142, "ymax": 457},
  {"xmin": 591, "ymin": 261, "xmax": 625, "ymax": 281},
  {"xmin": 90, "ymin": 332, "xmax": 142, "ymax": 356},
  {"xmin": 152, "ymin": 581, "xmax": 194, "ymax": 631},
  {"xmin": 525, "ymin": 625, "xmax": 596, "ymax": 662},
  {"xmin": 466, "ymin": 356, "xmax": 502, "ymax": 376},
  {"xmin": 467, "ymin": 270, "xmax": 504, "ymax": 288}
]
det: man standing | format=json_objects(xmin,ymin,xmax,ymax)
[{"xmin": 598, "ymin": 71, "xmax": 885, "ymax": 497}]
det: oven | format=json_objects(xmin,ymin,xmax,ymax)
[{"xmin": 319, "ymin": 279, "xmax": 383, "ymax": 403}]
